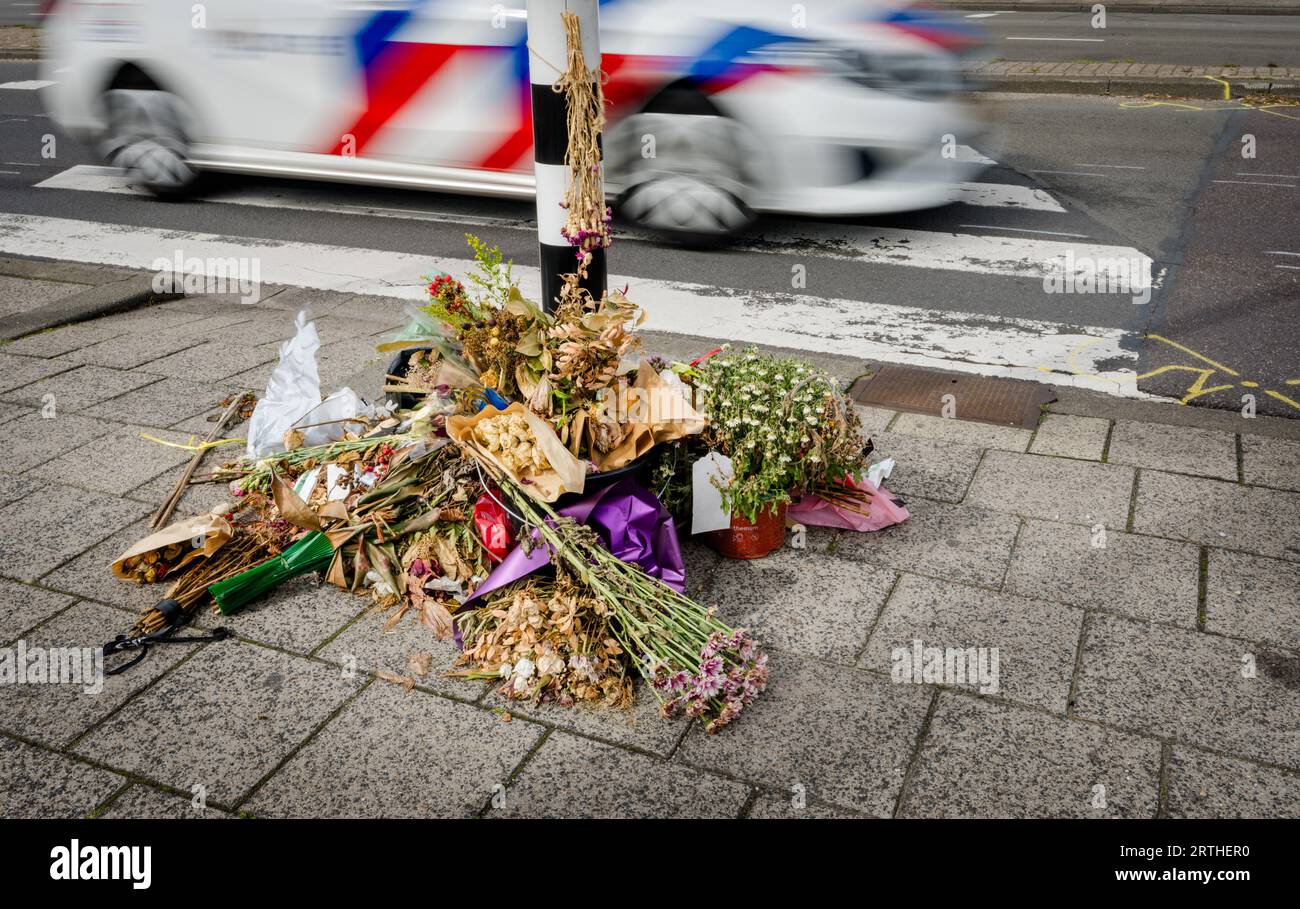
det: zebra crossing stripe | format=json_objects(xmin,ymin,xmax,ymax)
[
  {"xmin": 34, "ymin": 165, "xmax": 1134, "ymax": 284},
  {"xmin": 0, "ymin": 213, "xmax": 1144, "ymax": 398}
]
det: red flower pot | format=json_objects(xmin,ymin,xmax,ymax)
[{"xmin": 705, "ymin": 501, "xmax": 788, "ymax": 559}]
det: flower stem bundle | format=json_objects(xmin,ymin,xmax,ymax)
[
  {"xmin": 208, "ymin": 530, "xmax": 336, "ymax": 615},
  {"xmin": 479, "ymin": 459, "xmax": 768, "ymax": 732}
]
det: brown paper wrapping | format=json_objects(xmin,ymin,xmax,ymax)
[
  {"xmin": 593, "ymin": 360, "xmax": 705, "ymax": 471},
  {"xmin": 448, "ymin": 402, "xmax": 586, "ymax": 502},
  {"xmin": 110, "ymin": 511, "xmax": 233, "ymax": 580}
]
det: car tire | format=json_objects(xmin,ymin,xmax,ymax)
[
  {"xmin": 100, "ymin": 89, "xmax": 200, "ymax": 197},
  {"xmin": 609, "ymin": 110, "xmax": 758, "ymax": 246}
]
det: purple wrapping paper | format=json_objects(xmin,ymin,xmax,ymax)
[{"xmin": 465, "ymin": 477, "xmax": 686, "ymax": 604}]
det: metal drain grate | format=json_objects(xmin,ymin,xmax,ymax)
[{"xmin": 848, "ymin": 365, "xmax": 1056, "ymax": 430}]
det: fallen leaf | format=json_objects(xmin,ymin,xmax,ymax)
[
  {"xmin": 376, "ymin": 670, "xmax": 415, "ymax": 692},
  {"xmin": 422, "ymin": 599, "xmax": 454, "ymax": 639},
  {"xmin": 407, "ymin": 651, "xmax": 432, "ymax": 677}
]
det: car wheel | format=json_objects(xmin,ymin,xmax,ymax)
[
  {"xmin": 100, "ymin": 89, "xmax": 199, "ymax": 197},
  {"xmin": 610, "ymin": 111, "xmax": 758, "ymax": 245}
]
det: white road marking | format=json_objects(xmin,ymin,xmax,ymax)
[
  {"xmin": 1074, "ymin": 163, "xmax": 1146, "ymax": 170},
  {"xmin": 1004, "ymin": 37, "xmax": 1105, "ymax": 42},
  {"xmin": 37, "ymin": 165, "xmax": 537, "ymax": 231},
  {"xmin": 956, "ymin": 145, "xmax": 998, "ymax": 166},
  {"xmin": 0, "ymin": 213, "xmax": 1146, "ymax": 397},
  {"xmin": 40, "ymin": 165, "xmax": 1123, "ymax": 282},
  {"xmin": 1238, "ymin": 172, "xmax": 1300, "ymax": 179},
  {"xmin": 1275, "ymin": 265, "xmax": 1300, "ymax": 271},
  {"xmin": 1265, "ymin": 251, "xmax": 1300, "ymax": 256},
  {"xmin": 0, "ymin": 81, "xmax": 56, "ymax": 90},
  {"xmin": 1213, "ymin": 179, "xmax": 1297, "ymax": 188},
  {"xmin": 959, "ymin": 223, "xmax": 1090, "ymax": 239},
  {"xmin": 965, "ymin": 12, "xmax": 1002, "ymax": 17},
  {"xmin": 1032, "ymin": 170, "xmax": 1108, "ymax": 177},
  {"xmin": 2, "ymin": 161, "xmax": 38, "ymax": 166},
  {"xmin": 953, "ymin": 182, "xmax": 1065, "ymax": 212}
]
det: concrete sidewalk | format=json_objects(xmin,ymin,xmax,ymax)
[
  {"xmin": 0, "ymin": 258, "xmax": 179, "ymax": 342},
  {"xmin": 0, "ymin": 286, "xmax": 1297, "ymax": 819}
]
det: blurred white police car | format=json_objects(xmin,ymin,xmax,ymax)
[{"xmin": 39, "ymin": 0, "xmax": 992, "ymax": 241}]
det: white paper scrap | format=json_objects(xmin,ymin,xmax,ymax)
[
  {"xmin": 866, "ymin": 458, "xmax": 895, "ymax": 490},
  {"xmin": 691, "ymin": 452, "xmax": 734, "ymax": 535}
]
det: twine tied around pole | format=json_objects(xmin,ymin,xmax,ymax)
[{"xmin": 553, "ymin": 10, "xmax": 612, "ymax": 280}]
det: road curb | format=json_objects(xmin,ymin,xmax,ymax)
[
  {"xmin": 0, "ymin": 271, "xmax": 181, "ymax": 341},
  {"xmin": 0, "ymin": 49, "xmax": 40, "ymax": 60},
  {"xmin": 973, "ymin": 74, "xmax": 1300, "ymax": 97},
  {"xmin": 936, "ymin": 2, "xmax": 1300, "ymax": 13}
]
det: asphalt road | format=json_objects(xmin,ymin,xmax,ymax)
[
  {"xmin": 0, "ymin": 59, "xmax": 1296, "ymax": 417},
  {"xmin": 0, "ymin": 0, "xmax": 39, "ymax": 27},
  {"xmin": 979, "ymin": 11, "xmax": 1300, "ymax": 66}
]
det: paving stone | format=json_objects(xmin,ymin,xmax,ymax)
[
  {"xmin": 0, "ymin": 737, "xmax": 125, "ymax": 819},
  {"xmin": 965, "ymin": 450, "xmax": 1136, "ymax": 527},
  {"xmin": 698, "ymin": 547, "xmax": 894, "ymax": 664},
  {"xmin": 746, "ymin": 793, "xmax": 865, "ymax": 818},
  {"xmin": 1029, "ymin": 413, "xmax": 1110, "ymax": 460},
  {"xmin": 676, "ymin": 651, "xmax": 931, "ymax": 817},
  {"xmin": 0, "ymin": 475, "xmax": 33, "ymax": 503},
  {"xmin": 1240, "ymin": 433, "xmax": 1300, "ymax": 492},
  {"xmin": 860, "ymin": 574, "xmax": 1082, "ymax": 713},
  {"xmin": 833, "ymin": 495, "xmax": 1020, "ymax": 588},
  {"xmin": 28, "ymin": 425, "xmax": 194, "ymax": 496},
  {"xmin": 96, "ymin": 376, "xmax": 242, "ymax": 429},
  {"xmin": 41, "ymin": 519, "xmax": 169, "ymax": 613},
  {"xmin": 0, "ymin": 351, "xmax": 77, "ymax": 394},
  {"xmin": 128, "ymin": 470, "xmax": 235, "ymax": 517},
  {"xmin": 316, "ymin": 605, "xmax": 484, "ymax": 701},
  {"xmin": 1004, "ymin": 519, "xmax": 1200, "ymax": 628},
  {"xmin": 0, "ymin": 601, "xmax": 189, "ymax": 748},
  {"xmin": 1204, "ymin": 550, "xmax": 1299, "ymax": 649},
  {"xmin": 3, "ymin": 322, "xmax": 130, "ymax": 358},
  {"xmin": 890, "ymin": 412, "xmax": 1032, "ymax": 453},
  {"xmin": 0, "ymin": 481, "xmax": 150, "ymax": 581},
  {"xmin": 246, "ymin": 680, "xmax": 541, "ymax": 818},
  {"xmin": 1073, "ymin": 612, "xmax": 1300, "ymax": 770},
  {"xmin": 2, "ymin": 411, "xmax": 115, "ymax": 474},
  {"xmin": 0, "ymin": 578, "xmax": 74, "ymax": 645},
  {"xmin": 89, "ymin": 305, "xmax": 218, "ymax": 333},
  {"xmin": 0, "ymin": 365, "xmax": 158, "ymax": 413},
  {"xmin": 60, "ymin": 330, "xmax": 209, "ymax": 371},
  {"xmin": 193, "ymin": 575, "xmax": 366, "ymax": 655},
  {"xmin": 899, "ymin": 695, "xmax": 1160, "ymax": 818},
  {"xmin": 316, "ymin": 338, "xmax": 388, "ymax": 390},
  {"xmin": 98, "ymin": 784, "xmax": 232, "ymax": 819},
  {"xmin": 1107, "ymin": 420, "xmax": 1237, "ymax": 481},
  {"xmin": 75, "ymin": 638, "xmax": 361, "ymax": 804},
  {"xmin": 867, "ymin": 431, "xmax": 983, "ymax": 504},
  {"xmin": 852, "ymin": 404, "xmax": 896, "ymax": 438},
  {"xmin": 484, "ymin": 681, "xmax": 689, "ymax": 758},
  {"xmin": 679, "ymin": 536, "xmax": 722, "ymax": 599},
  {"xmin": 493, "ymin": 731, "xmax": 749, "ymax": 819},
  {"xmin": 139, "ymin": 339, "xmax": 280, "ymax": 383},
  {"xmin": 317, "ymin": 292, "xmax": 410, "ymax": 324},
  {"xmin": 1132, "ymin": 471, "xmax": 1300, "ymax": 562},
  {"xmin": 0, "ymin": 402, "xmax": 31, "ymax": 425},
  {"xmin": 1164, "ymin": 748, "xmax": 1300, "ymax": 819}
]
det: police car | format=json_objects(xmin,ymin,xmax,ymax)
[{"xmin": 39, "ymin": 0, "xmax": 991, "ymax": 240}]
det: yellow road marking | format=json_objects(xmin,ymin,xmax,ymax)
[
  {"xmin": 1145, "ymin": 333, "xmax": 1240, "ymax": 376},
  {"xmin": 1202, "ymin": 74, "xmax": 1232, "ymax": 101}
]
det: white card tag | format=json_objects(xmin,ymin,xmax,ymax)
[{"xmin": 691, "ymin": 452, "xmax": 733, "ymax": 535}]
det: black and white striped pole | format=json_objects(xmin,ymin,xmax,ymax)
[{"xmin": 527, "ymin": 0, "xmax": 606, "ymax": 312}]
